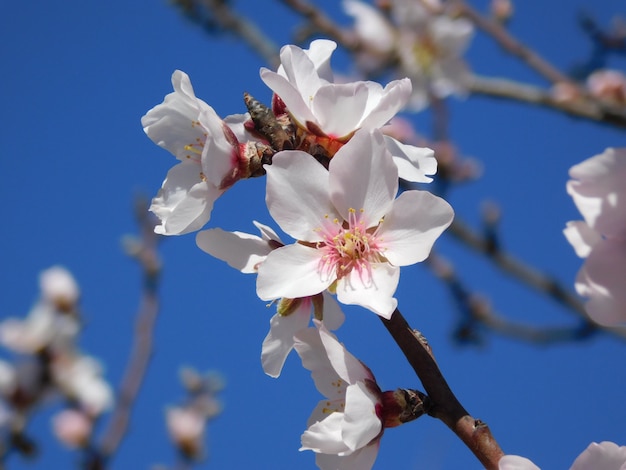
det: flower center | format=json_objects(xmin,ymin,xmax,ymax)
[{"xmin": 318, "ymin": 209, "xmax": 385, "ymax": 283}]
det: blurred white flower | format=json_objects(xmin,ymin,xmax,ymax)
[
  {"xmin": 564, "ymin": 148, "xmax": 626, "ymax": 326},
  {"xmin": 165, "ymin": 406, "xmax": 205, "ymax": 459},
  {"xmin": 39, "ymin": 266, "xmax": 80, "ymax": 309},
  {"xmin": 499, "ymin": 441, "xmax": 626, "ymax": 470},
  {"xmin": 52, "ymin": 355, "xmax": 113, "ymax": 416}
]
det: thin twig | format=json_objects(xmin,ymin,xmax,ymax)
[
  {"xmin": 451, "ymin": 0, "xmax": 573, "ymax": 85},
  {"xmin": 446, "ymin": 217, "xmax": 626, "ymax": 340},
  {"xmin": 95, "ymin": 198, "xmax": 162, "ymax": 463},
  {"xmin": 469, "ymin": 75, "xmax": 626, "ymax": 129},
  {"xmin": 380, "ymin": 309, "xmax": 504, "ymax": 469}
]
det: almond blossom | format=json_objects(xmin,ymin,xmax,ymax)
[
  {"xmin": 294, "ymin": 322, "xmax": 383, "ymax": 470},
  {"xmin": 343, "ymin": 0, "xmax": 474, "ymax": 111},
  {"xmin": 563, "ymin": 148, "xmax": 626, "ymax": 326},
  {"xmin": 143, "ymin": 70, "xmax": 263, "ymax": 235},
  {"xmin": 499, "ymin": 441, "xmax": 626, "ymax": 470},
  {"xmin": 260, "ymin": 39, "xmax": 438, "ymax": 183},
  {"xmin": 196, "ymin": 221, "xmax": 344, "ymax": 377},
  {"xmin": 256, "ymin": 129, "xmax": 454, "ymax": 318}
]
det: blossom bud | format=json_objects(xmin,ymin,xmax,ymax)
[
  {"xmin": 165, "ymin": 407, "xmax": 205, "ymax": 459},
  {"xmin": 491, "ymin": 0, "xmax": 513, "ymax": 23},
  {"xmin": 40, "ymin": 266, "xmax": 80, "ymax": 312},
  {"xmin": 51, "ymin": 409, "xmax": 92, "ymax": 448}
]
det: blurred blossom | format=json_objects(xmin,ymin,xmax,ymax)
[
  {"xmin": 491, "ymin": 0, "xmax": 513, "ymax": 22},
  {"xmin": 52, "ymin": 355, "xmax": 113, "ymax": 416},
  {"xmin": 564, "ymin": 148, "xmax": 626, "ymax": 326},
  {"xmin": 551, "ymin": 82, "xmax": 583, "ymax": 104},
  {"xmin": 586, "ymin": 70, "xmax": 626, "ymax": 104},
  {"xmin": 51, "ymin": 409, "xmax": 92, "ymax": 448},
  {"xmin": 499, "ymin": 441, "xmax": 626, "ymax": 469},
  {"xmin": 39, "ymin": 266, "xmax": 80, "ymax": 311},
  {"xmin": 0, "ymin": 300, "xmax": 78, "ymax": 355},
  {"xmin": 0, "ymin": 360, "xmax": 16, "ymax": 397},
  {"xmin": 166, "ymin": 406, "xmax": 206, "ymax": 459},
  {"xmin": 344, "ymin": 0, "xmax": 474, "ymax": 111}
]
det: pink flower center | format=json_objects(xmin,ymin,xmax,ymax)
[{"xmin": 317, "ymin": 208, "xmax": 385, "ymax": 283}]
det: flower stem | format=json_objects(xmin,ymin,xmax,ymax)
[{"xmin": 379, "ymin": 308, "xmax": 504, "ymax": 469}]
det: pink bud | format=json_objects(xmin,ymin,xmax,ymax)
[{"xmin": 52, "ymin": 409, "xmax": 92, "ymax": 448}]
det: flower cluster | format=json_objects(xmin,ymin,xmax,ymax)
[
  {"xmin": 143, "ymin": 39, "xmax": 453, "ymax": 468},
  {"xmin": 564, "ymin": 148, "xmax": 626, "ymax": 326},
  {"xmin": 343, "ymin": 0, "xmax": 474, "ymax": 110},
  {"xmin": 0, "ymin": 266, "xmax": 113, "ymax": 450}
]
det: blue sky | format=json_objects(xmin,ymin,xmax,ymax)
[{"xmin": 1, "ymin": 0, "xmax": 625, "ymax": 469}]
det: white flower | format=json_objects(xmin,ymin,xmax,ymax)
[
  {"xmin": 143, "ymin": 70, "xmax": 253, "ymax": 235},
  {"xmin": 52, "ymin": 355, "xmax": 113, "ymax": 416},
  {"xmin": 257, "ymin": 129, "xmax": 454, "ymax": 318},
  {"xmin": 564, "ymin": 148, "xmax": 626, "ymax": 326},
  {"xmin": 196, "ymin": 222, "xmax": 345, "ymax": 377},
  {"xmin": 499, "ymin": 441, "xmax": 626, "ymax": 470},
  {"xmin": 0, "ymin": 302, "xmax": 78, "ymax": 354},
  {"xmin": 343, "ymin": 1, "xmax": 473, "ymax": 111},
  {"xmin": 165, "ymin": 406, "xmax": 206, "ymax": 458},
  {"xmin": 40, "ymin": 266, "xmax": 80, "ymax": 308},
  {"xmin": 294, "ymin": 322, "xmax": 382, "ymax": 470},
  {"xmin": 261, "ymin": 39, "xmax": 437, "ymax": 183}
]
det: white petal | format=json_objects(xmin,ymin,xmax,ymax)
[
  {"xmin": 319, "ymin": 324, "xmax": 374, "ymax": 384},
  {"xmin": 195, "ymin": 228, "xmax": 271, "ymax": 273},
  {"xmin": 576, "ymin": 239, "xmax": 626, "ymax": 326},
  {"xmin": 294, "ymin": 327, "xmax": 346, "ymax": 399},
  {"xmin": 302, "ymin": 39, "xmax": 337, "ymax": 82},
  {"xmin": 358, "ymin": 78, "xmax": 412, "ymax": 131},
  {"xmin": 384, "ymin": 136, "xmax": 437, "ymax": 183},
  {"xmin": 380, "ymin": 190, "xmax": 454, "ymax": 266},
  {"xmin": 252, "ymin": 220, "xmax": 283, "ymax": 244},
  {"xmin": 257, "ymin": 244, "xmax": 332, "ymax": 301},
  {"xmin": 301, "ymin": 412, "xmax": 351, "ymax": 454},
  {"xmin": 570, "ymin": 441, "xmax": 626, "ymax": 470},
  {"xmin": 312, "ymin": 83, "xmax": 372, "ymax": 138},
  {"xmin": 336, "ymin": 264, "xmax": 399, "ymax": 318},
  {"xmin": 330, "ymin": 130, "xmax": 397, "ymax": 226},
  {"xmin": 315, "ymin": 443, "xmax": 380, "ymax": 470},
  {"xmin": 150, "ymin": 162, "xmax": 221, "ymax": 235},
  {"xmin": 498, "ymin": 455, "xmax": 541, "ymax": 470},
  {"xmin": 261, "ymin": 305, "xmax": 311, "ymax": 378},
  {"xmin": 199, "ymin": 107, "xmax": 238, "ymax": 189},
  {"xmin": 320, "ymin": 292, "xmax": 345, "ymax": 331},
  {"xmin": 567, "ymin": 148, "xmax": 626, "ymax": 238},
  {"xmin": 142, "ymin": 70, "xmax": 211, "ymax": 162},
  {"xmin": 265, "ymin": 151, "xmax": 339, "ymax": 241},
  {"xmin": 563, "ymin": 221, "xmax": 601, "ymax": 258},
  {"xmin": 342, "ymin": 383, "xmax": 382, "ymax": 451},
  {"xmin": 260, "ymin": 68, "xmax": 317, "ymax": 128}
]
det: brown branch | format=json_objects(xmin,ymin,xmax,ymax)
[
  {"xmin": 380, "ymin": 309, "xmax": 504, "ymax": 469},
  {"xmin": 469, "ymin": 75, "xmax": 626, "ymax": 129},
  {"xmin": 95, "ymin": 198, "xmax": 162, "ymax": 463},
  {"xmin": 451, "ymin": 0, "xmax": 573, "ymax": 85}
]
